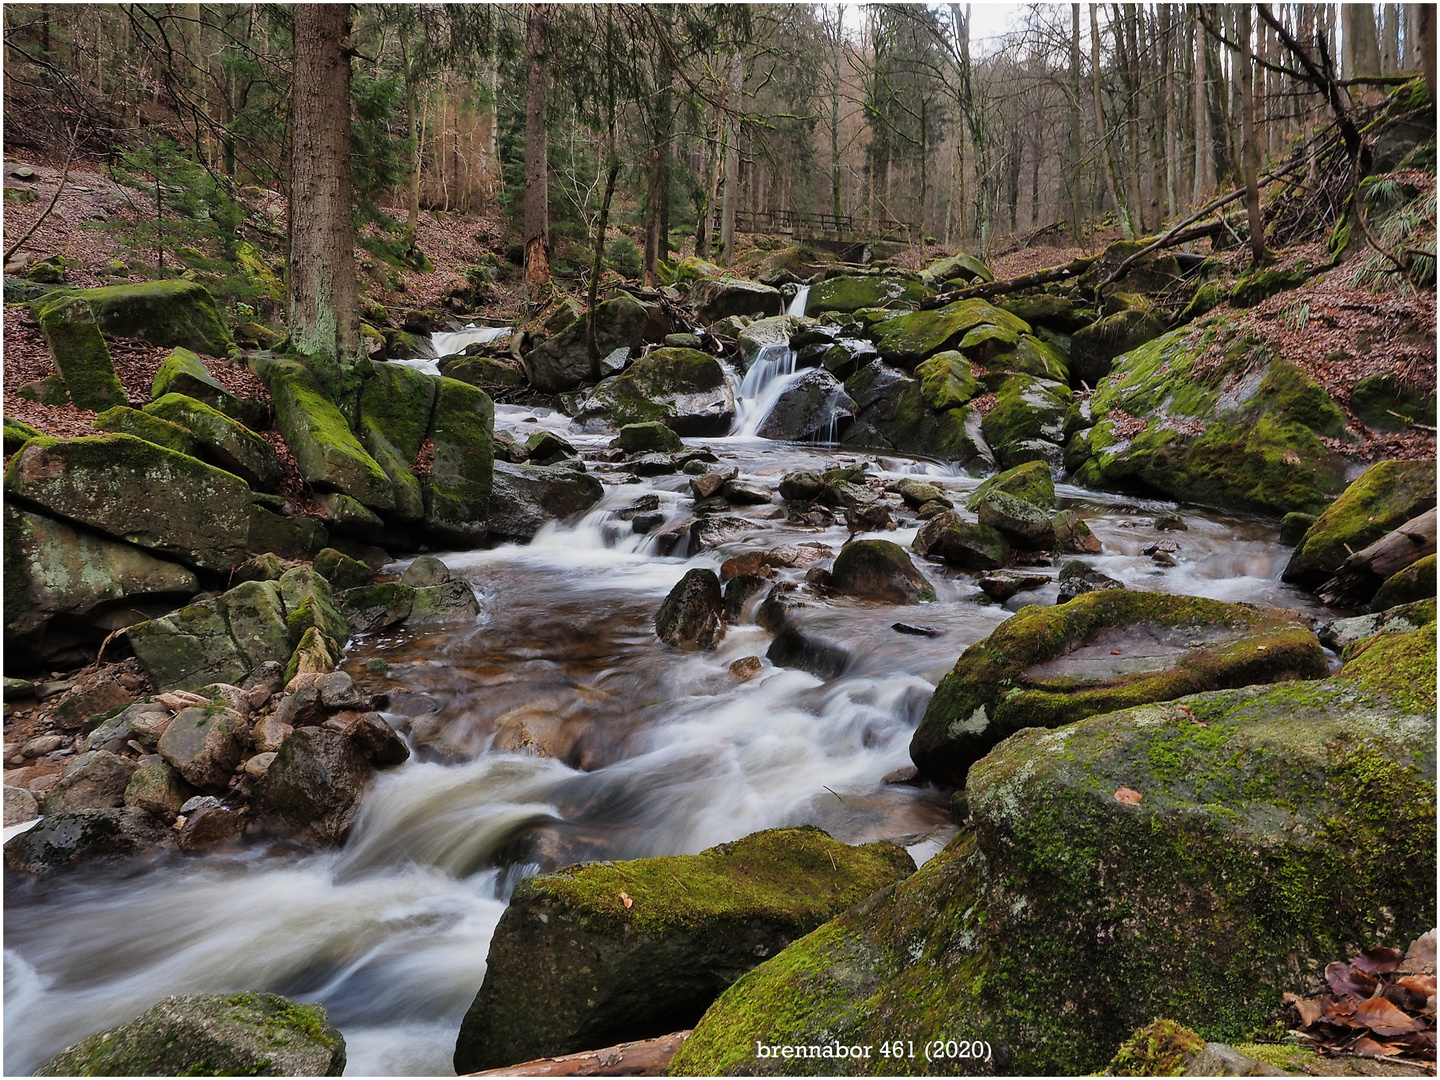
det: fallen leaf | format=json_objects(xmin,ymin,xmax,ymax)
[
  {"xmin": 619, "ymin": 891, "xmax": 633, "ymax": 909},
  {"xmin": 1110, "ymin": 649, "xmax": 1121, "ymax": 655},
  {"xmin": 1113, "ymin": 786, "xmax": 1143, "ymax": 805},
  {"xmin": 1290, "ymin": 995, "xmax": 1324, "ymax": 1026},
  {"xmin": 1397, "ymin": 974, "xmax": 1437, "ymax": 996},
  {"xmin": 1327, "ymin": 960, "xmax": 1378, "ymax": 1000},
  {"xmin": 1355, "ymin": 996, "xmax": 1419, "ymax": 1037},
  {"xmin": 1353, "ymin": 946, "xmax": 1405, "ymax": 975},
  {"xmin": 1351, "ymin": 1036, "xmax": 1403, "ymax": 1058}
]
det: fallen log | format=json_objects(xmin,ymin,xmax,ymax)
[
  {"xmin": 467, "ymin": 1031, "xmax": 691, "ymax": 1077},
  {"xmin": 917, "ymin": 254, "xmax": 1100, "ymax": 308},
  {"xmin": 1316, "ymin": 508, "xmax": 1437, "ymax": 608}
]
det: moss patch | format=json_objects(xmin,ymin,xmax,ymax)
[
  {"xmin": 37, "ymin": 294, "xmax": 127, "ymax": 411},
  {"xmin": 807, "ymin": 275, "xmax": 933, "ymax": 315},
  {"xmin": 870, "ymin": 298, "xmax": 1029, "ymax": 368}
]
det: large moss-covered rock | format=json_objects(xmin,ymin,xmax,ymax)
[
  {"xmin": 423, "ymin": 376, "xmax": 494, "ymax": 544},
  {"xmin": 869, "ymin": 298, "xmax": 1028, "ymax": 369},
  {"xmin": 3, "ymin": 503, "xmax": 199, "ymax": 655},
  {"xmin": 911, "ymin": 589, "xmax": 1329, "ymax": 786},
  {"xmin": 966, "ymin": 459, "xmax": 1055, "ymax": 511},
  {"xmin": 985, "ymin": 333, "xmax": 1070, "ymax": 384},
  {"xmin": 689, "ymin": 277, "xmax": 784, "ymax": 324},
  {"xmin": 262, "ymin": 358, "xmax": 394, "ymax": 512},
  {"xmin": 453, "ymin": 827, "xmax": 914, "ymax": 1073},
  {"xmin": 577, "ymin": 348, "xmax": 736, "ymax": 436},
  {"xmin": 3, "ymin": 416, "xmax": 43, "ymax": 453},
  {"xmin": 756, "ymin": 369, "xmax": 856, "ymax": 442},
  {"xmin": 1349, "ymin": 373, "xmax": 1436, "ymax": 432},
  {"xmin": 143, "ymin": 393, "xmax": 281, "ymax": 491},
  {"xmin": 973, "ymin": 490, "xmax": 1053, "ymax": 550},
  {"xmin": 840, "ymin": 362, "xmax": 990, "ymax": 465},
  {"xmin": 1283, "ymin": 459, "xmax": 1437, "ymax": 587},
  {"xmin": 920, "ymin": 251, "xmax": 993, "ymax": 285},
  {"xmin": 980, "ymin": 373, "xmax": 1072, "ymax": 469},
  {"xmin": 522, "ymin": 292, "xmax": 656, "ymax": 392},
  {"xmin": 36, "ymin": 293, "xmax": 127, "ymax": 410},
  {"xmin": 912, "ymin": 511, "xmax": 1010, "ymax": 570},
  {"xmin": 487, "ymin": 460, "xmax": 604, "ymax": 540},
  {"xmin": 671, "ymin": 627, "xmax": 1435, "ymax": 1077},
  {"xmin": 355, "ymin": 360, "xmax": 436, "ymax": 523},
  {"xmin": 151, "ymin": 347, "xmax": 258, "ymax": 424},
  {"xmin": 1369, "ymin": 551, "xmax": 1437, "ymax": 612},
  {"xmin": 806, "ymin": 275, "xmax": 933, "ymax": 315},
  {"xmin": 830, "ymin": 539, "xmax": 935, "ymax": 603},
  {"xmin": 42, "ymin": 279, "xmax": 233, "ymax": 355},
  {"xmin": 1070, "ymin": 303, "xmax": 1167, "ymax": 387},
  {"xmin": 913, "ymin": 351, "xmax": 980, "ymax": 411},
  {"xmin": 92, "ymin": 406, "xmax": 198, "ymax": 455},
  {"xmin": 4, "ymin": 434, "xmax": 253, "ymax": 571},
  {"xmin": 1074, "ymin": 325, "xmax": 1351, "ymax": 515},
  {"xmin": 36, "ymin": 992, "xmax": 345, "ymax": 1077}
]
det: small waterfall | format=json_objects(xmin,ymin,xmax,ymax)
[
  {"xmin": 731, "ymin": 343, "xmax": 804, "ymax": 438},
  {"xmin": 786, "ymin": 283, "xmax": 811, "ymax": 317},
  {"xmin": 387, "ymin": 325, "xmax": 512, "ymax": 377}
]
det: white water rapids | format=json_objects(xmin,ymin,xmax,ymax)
[{"xmin": 3, "ymin": 325, "xmax": 1330, "ymax": 1076}]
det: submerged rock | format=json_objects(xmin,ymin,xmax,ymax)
[
  {"xmin": 830, "ymin": 539, "xmax": 935, "ymax": 603},
  {"xmin": 910, "ymin": 589, "xmax": 1330, "ymax": 786},
  {"xmin": 655, "ymin": 568, "xmax": 725, "ymax": 650},
  {"xmin": 36, "ymin": 992, "xmax": 345, "ymax": 1077},
  {"xmin": 755, "ymin": 369, "xmax": 856, "ymax": 442},
  {"xmin": 671, "ymin": 623, "xmax": 1436, "ymax": 1076},
  {"xmin": 487, "ymin": 460, "xmax": 604, "ymax": 540},
  {"xmin": 452, "ymin": 827, "xmax": 914, "ymax": 1073}
]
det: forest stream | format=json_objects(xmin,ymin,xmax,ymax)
[{"xmin": 3, "ymin": 331, "xmax": 1334, "ymax": 1077}]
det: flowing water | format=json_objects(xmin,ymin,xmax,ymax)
[{"xmin": 2, "ymin": 332, "xmax": 1331, "ymax": 1076}]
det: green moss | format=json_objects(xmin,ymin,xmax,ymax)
[
  {"xmin": 1230, "ymin": 1042, "xmax": 1319, "ymax": 1072},
  {"xmin": 1285, "ymin": 460, "xmax": 1436, "ymax": 583},
  {"xmin": 1108, "ymin": 1020, "xmax": 1205, "ymax": 1076},
  {"xmin": 870, "ymin": 298, "xmax": 1030, "ymax": 368},
  {"xmin": 1350, "ymin": 374, "xmax": 1436, "ymax": 431},
  {"xmin": 807, "ymin": 275, "xmax": 933, "ymax": 315},
  {"xmin": 577, "ymin": 347, "xmax": 726, "ymax": 429},
  {"xmin": 1368, "ymin": 553, "xmax": 1437, "ymax": 613},
  {"xmin": 923, "ymin": 251, "xmax": 993, "ymax": 284},
  {"xmin": 1339, "ymin": 625, "xmax": 1437, "ymax": 713},
  {"xmin": 358, "ymin": 361, "xmax": 437, "ymax": 462},
  {"xmin": 93, "ymin": 405, "xmax": 198, "ymax": 455},
  {"xmin": 1256, "ymin": 361, "xmax": 1345, "ymax": 436},
  {"xmin": 979, "ymin": 374, "xmax": 1071, "ymax": 453},
  {"xmin": 1179, "ymin": 281, "xmax": 1226, "ymax": 322},
  {"xmin": 1230, "ymin": 264, "xmax": 1310, "ymax": 308},
  {"xmin": 989, "ymin": 333, "xmax": 1069, "ymax": 382},
  {"xmin": 46, "ymin": 279, "xmax": 233, "ymax": 356},
  {"xmin": 4, "ymin": 417, "xmax": 44, "ymax": 453},
  {"xmin": 956, "ymin": 322, "xmax": 1019, "ymax": 362},
  {"xmin": 37, "ymin": 294, "xmax": 126, "ymax": 411},
  {"xmin": 967, "ymin": 460, "xmax": 1055, "ymax": 511},
  {"xmin": 422, "ymin": 376, "xmax": 494, "ymax": 543},
  {"xmin": 914, "ymin": 351, "xmax": 979, "ymax": 411},
  {"xmin": 997, "ymin": 293, "xmax": 1074, "ymax": 330}
]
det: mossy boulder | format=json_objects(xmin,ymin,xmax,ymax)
[
  {"xmin": 997, "ymin": 293, "xmax": 1078, "ymax": 332},
  {"xmin": 1369, "ymin": 552, "xmax": 1437, "ymax": 612},
  {"xmin": 422, "ymin": 376, "xmax": 494, "ymax": 544},
  {"xmin": 914, "ymin": 351, "xmax": 980, "ymax": 411},
  {"xmin": 522, "ymin": 292, "xmax": 656, "ymax": 392},
  {"xmin": 967, "ymin": 459, "xmax": 1056, "ymax": 511},
  {"xmin": 1074, "ymin": 326, "xmax": 1351, "ymax": 516},
  {"xmin": 985, "ymin": 333, "xmax": 1070, "ymax": 384},
  {"xmin": 673, "ymin": 255, "xmax": 724, "ymax": 284},
  {"xmin": 151, "ymin": 347, "xmax": 259, "ymax": 425},
  {"xmin": 656, "ymin": 568, "xmax": 725, "ymax": 650},
  {"xmin": 689, "ymin": 277, "xmax": 784, "ymax": 324},
  {"xmin": 92, "ymin": 405, "xmax": 198, "ymax": 455},
  {"xmin": 15, "ymin": 374, "xmax": 70, "ymax": 406},
  {"xmin": 870, "ymin": 298, "xmax": 1028, "ymax": 369},
  {"xmin": 1070, "ymin": 303, "xmax": 1167, "ymax": 387},
  {"xmin": 487, "ymin": 460, "xmax": 604, "ymax": 540},
  {"xmin": 756, "ymin": 369, "xmax": 855, "ymax": 442},
  {"xmin": 806, "ymin": 275, "xmax": 933, "ymax": 315},
  {"xmin": 262, "ymin": 357, "xmax": 394, "ymax": 513},
  {"xmin": 577, "ymin": 348, "xmax": 735, "ymax": 436},
  {"xmin": 42, "ymin": 279, "xmax": 233, "ymax": 355},
  {"xmin": 921, "ymin": 251, "xmax": 993, "ymax": 285},
  {"xmin": 911, "ymin": 589, "xmax": 1330, "ymax": 786},
  {"xmin": 452, "ymin": 827, "xmax": 914, "ymax": 1073},
  {"xmin": 830, "ymin": 539, "xmax": 935, "ymax": 603},
  {"xmin": 356, "ymin": 363, "xmax": 434, "ymax": 523},
  {"xmin": 35, "ymin": 293, "xmax": 128, "ymax": 410},
  {"xmin": 143, "ymin": 393, "xmax": 281, "ymax": 491},
  {"xmin": 617, "ymin": 421, "xmax": 684, "ymax": 455},
  {"xmin": 912, "ymin": 511, "xmax": 1010, "ymax": 570},
  {"xmin": 1283, "ymin": 460, "xmax": 1437, "ymax": 587},
  {"xmin": 156, "ymin": 705, "xmax": 247, "ymax": 792},
  {"xmin": 840, "ymin": 362, "xmax": 990, "ymax": 466},
  {"xmin": 4, "ymin": 502, "xmax": 199, "ymax": 662},
  {"xmin": 1230, "ymin": 262, "xmax": 1311, "ymax": 308},
  {"xmin": 4, "ymin": 434, "xmax": 253, "ymax": 572},
  {"xmin": 35, "ymin": 992, "xmax": 345, "ymax": 1077},
  {"xmin": 3, "ymin": 417, "xmax": 43, "ymax": 453},
  {"xmin": 980, "ymin": 374, "xmax": 1072, "ymax": 469},
  {"xmin": 438, "ymin": 354, "xmax": 524, "ymax": 389},
  {"xmin": 313, "ymin": 547, "xmax": 373, "ymax": 590},
  {"xmin": 735, "ymin": 314, "xmax": 801, "ymax": 368},
  {"xmin": 973, "ymin": 489, "xmax": 1053, "ymax": 550},
  {"xmin": 672, "ymin": 627, "xmax": 1435, "ymax": 1077},
  {"xmin": 1349, "ymin": 373, "xmax": 1436, "ymax": 432}
]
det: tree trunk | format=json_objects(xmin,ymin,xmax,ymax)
[
  {"xmin": 1194, "ymin": 6, "xmax": 1214, "ymax": 198},
  {"xmin": 522, "ymin": 4, "xmax": 550, "ymax": 299},
  {"xmin": 643, "ymin": 136, "xmax": 663, "ymax": 286},
  {"xmin": 829, "ymin": 8, "xmax": 844, "ymax": 219},
  {"xmin": 401, "ymin": 38, "xmax": 422, "ymax": 247},
  {"xmin": 588, "ymin": 13, "xmax": 619, "ymax": 378},
  {"xmin": 1421, "ymin": 4, "xmax": 1437, "ymax": 102},
  {"xmin": 719, "ymin": 52, "xmax": 742, "ymax": 266},
  {"xmin": 1238, "ymin": 4, "xmax": 1265, "ymax": 266},
  {"xmin": 1092, "ymin": 4, "xmax": 1135, "ymax": 238},
  {"xmin": 289, "ymin": 3, "xmax": 360, "ymax": 404},
  {"xmin": 1069, "ymin": 4, "xmax": 1084, "ymax": 241}
]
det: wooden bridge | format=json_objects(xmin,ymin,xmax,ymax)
[{"xmin": 715, "ymin": 207, "xmax": 913, "ymax": 248}]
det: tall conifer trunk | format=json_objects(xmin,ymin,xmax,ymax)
[{"xmin": 522, "ymin": 4, "xmax": 550, "ymax": 299}]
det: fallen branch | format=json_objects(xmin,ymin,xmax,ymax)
[
  {"xmin": 4, "ymin": 121, "xmax": 79, "ymax": 263},
  {"xmin": 917, "ymin": 255, "xmax": 1100, "ymax": 307},
  {"xmin": 467, "ymin": 1031, "xmax": 691, "ymax": 1077}
]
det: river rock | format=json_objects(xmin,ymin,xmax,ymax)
[
  {"xmin": 806, "ymin": 274, "xmax": 932, "ymax": 315},
  {"xmin": 973, "ymin": 490, "xmax": 1054, "ymax": 550},
  {"xmin": 41, "ymin": 750, "xmax": 137, "ymax": 813},
  {"xmin": 4, "ymin": 434, "xmax": 254, "ymax": 572},
  {"xmin": 1317, "ymin": 598, "xmax": 1437, "ymax": 657},
  {"xmin": 840, "ymin": 361, "xmax": 990, "ymax": 465},
  {"xmin": 577, "ymin": 348, "xmax": 736, "ymax": 436},
  {"xmin": 1056, "ymin": 561, "xmax": 1126, "ymax": 603},
  {"xmin": 313, "ymin": 547, "xmax": 373, "ymax": 590},
  {"xmin": 125, "ymin": 760, "xmax": 193, "ymax": 820},
  {"xmin": 617, "ymin": 420, "xmax": 684, "ymax": 455},
  {"xmin": 966, "ymin": 459, "xmax": 1055, "ymax": 511},
  {"xmin": 830, "ymin": 539, "xmax": 935, "ymax": 603},
  {"xmin": 255, "ymin": 727, "xmax": 376, "ymax": 844},
  {"xmin": 408, "ymin": 580, "xmax": 481, "ymax": 626},
  {"xmin": 689, "ymin": 277, "xmax": 783, "ymax": 324},
  {"xmin": 735, "ymin": 314, "xmax": 800, "ymax": 368},
  {"xmin": 910, "ymin": 589, "xmax": 1330, "ymax": 786},
  {"xmin": 35, "ymin": 292, "xmax": 127, "ymax": 410},
  {"xmin": 671, "ymin": 623, "xmax": 1435, "ymax": 1077},
  {"xmin": 979, "ymin": 374, "xmax": 1071, "ymax": 470},
  {"xmin": 1368, "ymin": 553, "xmax": 1436, "ymax": 611},
  {"xmin": 339, "ymin": 582, "xmax": 416, "ymax": 633},
  {"xmin": 420, "ymin": 376, "xmax": 495, "ymax": 543},
  {"xmin": 1282, "ymin": 459, "xmax": 1437, "ymax": 588},
  {"xmin": 5, "ymin": 807, "xmax": 172, "ymax": 874},
  {"xmin": 452, "ymin": 827, "xmax": 915, "ymax": 1073},
  {"xmin": 914, "ymin": 350, "xmax": 981, "ymax": 410},
  {"xmin": 521, "ymin": 292, "xmax": 657, "ymax": 392},
  {"xmin": 36, "ymin": 992, "xmax": 345, "ymax": 1077},
  {"xmin": 912, "ymin": 511, "xmax": 1010, "ymax": 570},
  {"xmin": 1052, "ymin": 509, "xmax": 1102, "ymax": 554},
  {"xmin": 157, "ymin": 706, "xmax": 248, "ymax": 792},
  {"xmin": 1072, "ymin": 327, "xmax": 1352, "ymax": 516},
  {"xmin": 656, "ymin": 568, "xmax": 724, "ymax": 650},
  {"xmin": 144, "ymin": 393, "xmax": 282, "ymax": 491},
  {"xmin": 5, "ymin": 785, "xmax": 39, "ymax": 826},
  {"xmin": 869, "ymin": 297, "xmax": 1027, "ymax": 368},
  {"xmin": 487, "ymin": 460, "xmax": 604, "ymax": 540},
  {"xmin": 755, "ymin": 369, "xmax": 856, "ymax": 442},
  {"xmin": 977, "ymin": 570, "xmax": 1048, "ymax": 601}
]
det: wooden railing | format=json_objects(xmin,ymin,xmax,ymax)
[{"xmin": 713, "ymin": 207, "xmax": 912, "ymax": 243}]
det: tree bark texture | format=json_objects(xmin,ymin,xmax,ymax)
[
  {"xmin": 289, "ymin": 2, "xmax": 360, "ymax": 402},
  {"xmin": 523, "ymin": 4, "xmax": 550, "ymax": 299},
  {"xmin": 1238, "ymin": 4, "xmax": 1266, "ymax": 266}
]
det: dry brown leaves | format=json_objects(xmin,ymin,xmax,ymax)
[
  {"xmin": 968, "ymin": 392, "xmax": 998, "ymax": 418},
  {"xmin": 1108, "ymin": 409, "xmax": 1148, "ymax": 440},
  {"xmin": 1286, "ymin": 931, "xmax": 1437, "ymax": 1064}
]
